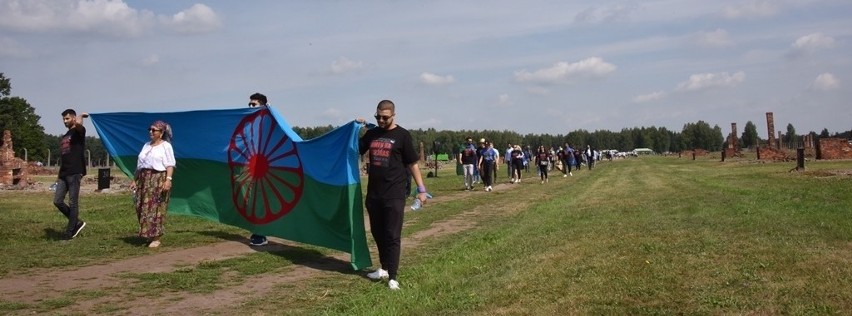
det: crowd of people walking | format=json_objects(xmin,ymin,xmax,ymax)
[{"xmin": 456, "ymin": 139, "xmax": 605, "ymax": 190}]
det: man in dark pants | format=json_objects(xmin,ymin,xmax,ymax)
[
  {"xmin": 358, "ymin": 100, "xmax": 428, "ymax": 290},
  {"xmin": 247, "ymin": 92, "xmax": 269, "ymax": 247},
  {"xmin": 54, "ymin": 109, "xmax": 87, "ymax": 240}
]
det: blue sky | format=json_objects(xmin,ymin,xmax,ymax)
[{"xmin": 1, "ymin": 0, "xmax": 850, "ymax": 137}]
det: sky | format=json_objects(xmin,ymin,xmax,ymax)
[{"xmin": 1, "ymin": 0, "xmax": 851, "ymax": 137}]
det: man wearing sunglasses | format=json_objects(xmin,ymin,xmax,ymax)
[
  {"xmin": 246, "ymin": 92, "xmax": 269, "ymax": 247},
  {"xmin": 357, "ymin": 99, "xmax": 428, "ymax": 290}
]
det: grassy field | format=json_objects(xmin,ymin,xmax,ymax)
[{"xmin": 1, "ymin": 156, "xmax": 850, "ymax": 315}]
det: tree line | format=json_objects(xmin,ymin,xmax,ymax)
[{"xmin": 3, "ymin": 73, "xmax": 851, "ymax": 164}]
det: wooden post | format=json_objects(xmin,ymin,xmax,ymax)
[{"xmin": 796, "ymin": 147, "xmax": 805, "ymax": 171}]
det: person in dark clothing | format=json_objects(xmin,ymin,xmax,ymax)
[
  {"xmin": 54, "ymin": 109, "xmax": 88, "ymax": 240},
  {"xmin": 358, "ymin": 100, "xmax": 428, "ymax": 291}
]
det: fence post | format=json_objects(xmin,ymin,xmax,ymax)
[{"xmin": 796, "ymin": 147, "xmax": 805, "ymax": 171}]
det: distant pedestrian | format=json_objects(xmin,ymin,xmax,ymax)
[
  {"xmin": 585, "ymin": 145, "xmax": 595, "ymax": 170},
  {"xmin": 510, "ymin": 145, "xmax": 524, "ymax": 183},
  {"xmin": 458, "ymin": 137, "xmax": 477, "ymax": 190},
  {"xmin": 505, "ymin": 143, "xmax": 514, "ymax": 179},
  {"xmin": 478, "ymin": 140, "xmax": 499, "ymax": 192},
  {"xmin": 535, "ymin": 146, "xmax": 550, "ymax": 184}
]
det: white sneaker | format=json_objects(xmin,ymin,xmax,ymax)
[
  {"xmin": 541, "ymin": 180, "xmax": 544, "ymax": 184},
  {"xmin": 486, "ymin": 186, "xmax": 492, "ymax": 192},
  {"xmin": 367, "ymin": 269, "xmax": 389, "ymax": 280},
  {"xmin": 388, "ymin": 279, "xmax": 400, "ymax": 290},
  {"xmin": 563, "ymin": 174, "xmax": 567, "ymax": 177},
  {"xmin": 569, "ymin": 172, "xmax": 573, "ymax": 176}
]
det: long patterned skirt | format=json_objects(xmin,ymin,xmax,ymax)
[{"xmin": 135, "ymin": 169, "xmax": 171, "ymax": 238}]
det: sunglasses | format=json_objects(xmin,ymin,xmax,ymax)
[
  {"xmin": 374, "ymin": 115, "xmax": 393, "ymax": 121},
  {"xmin": 149, "ymin": 128, "xmax": 161, "ymax": 132}
]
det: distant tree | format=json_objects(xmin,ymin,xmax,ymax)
[
  {"xmin": 680, "ymin": 120, "xmax": 723, "ymax": 151},
  {"xmin": 0, "ymin": 73, "xmax": 47, "ymax": 162},
  {"xmin": 740, "ymin": 121, "xmax": 759, "ymax": 148},
  {"xmin": 819, "ymin": 128, "xmax": 830, "ymax": 138},
  {"xmin": 785, "ymin": 123, "xmax": 797, "ymax": 147}
]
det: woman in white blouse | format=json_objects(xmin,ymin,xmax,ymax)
[{"xmin": 129, "ymin": 120, "xmax": 176, "ymax": 248}]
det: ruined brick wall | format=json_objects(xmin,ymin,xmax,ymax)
[
  {"xmin": 766, "ymin": 112, "xmax": 776, "ymax": 148},
  {"xmin": 757, "ymin": 146, "xmax": 791, "ymax": 161},
  {"xmin": 0, "ymin": 130, "xmax": 30, "ymax": 186},
  {"xmin": 817, "ymin": 138, "xmax": 852, "ymax": 160}
]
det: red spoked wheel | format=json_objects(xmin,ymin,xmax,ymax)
[{"xmin": 228, "ymin": 109, "xmax": 303, "ymax": 224}]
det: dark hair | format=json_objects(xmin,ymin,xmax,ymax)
[
  {"xmin": 377, "ymin": 100, "xmax": 395, "ymax": 113},
  {"xmin": 61, "ymin": 109, "xmax": 76, "ymax": 117},
  {"xmin": 249, "ymin": 92, "xmax": 268, "ymax": 105}
]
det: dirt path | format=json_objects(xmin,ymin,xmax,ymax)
[{"xmin": 0, "ymin": 178, "xmax": 533, "ymax": 314}]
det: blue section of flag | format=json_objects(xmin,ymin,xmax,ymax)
[{"xmin": 89, "ymin": 106, "xmax": 361, "ymax": 186}]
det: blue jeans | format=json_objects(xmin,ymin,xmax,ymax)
[{"xmin": 53, "ymin": 174, "xmax": 82, "ymax": 235}]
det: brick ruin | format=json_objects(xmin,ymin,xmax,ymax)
[
  {"xmin": 0, "ymin": 130, "xmax": 30, "ymax": 186},
  {"xmin": 724, "ymin": 122, "xmax": 741, "ymax": 158},
  {"xmin": 816, "ymin": 138, "xmax": 852, "ymax": 159},
  {"xmin": 755, "ymin": 112, "xmax": 851, "ymax": 161},
  {"xmin": 757, "ymin": 112, "xmax": 791, "ymax": 161}
]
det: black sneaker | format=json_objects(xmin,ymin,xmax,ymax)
[
  {"xmin": 249, "ymin": 234, "xmax": 268, "ymax": 246},
  {"xmin": 70, "ymin": 221, "xmax": 86, "ymax": 239}
]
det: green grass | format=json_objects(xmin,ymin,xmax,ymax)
[{"xmin": 2, "ymin": 157, "xmax": 851, "ymax": 314}]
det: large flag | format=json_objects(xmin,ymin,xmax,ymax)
[{"xmin": 89, "ymin": 106, "xmax": 371, "ymax": 270}]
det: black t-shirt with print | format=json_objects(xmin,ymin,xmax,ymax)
[
  {"xmin": 359, "ymin": 125, "xmax": 419, "ymax": 200},
  {"xmin": 59, "ymin": 126, "xmax": 87, "ymax": 177}
]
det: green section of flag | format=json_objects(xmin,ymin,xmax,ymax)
[{"xmin": 115, "ymin": 156, "xmax": 371, "ymax": 270}]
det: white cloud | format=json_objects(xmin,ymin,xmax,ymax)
[
  {"xmin": 724, "ymin": 1, "xmax": 779, "ymax": 18},
  {"xmin": 497, "ymin": 94, "xmax": 512, "ymax": 106},
  {"xmin": 0, "ymin": 0, "xmax": 155, "ymax": 37},
  {"xmin": 676, "ymin": 71, "xmax": 746, "ymax": 91},
  {"xmin": 574, "ymin": 4, "xmax": 638, "ymax": 24},
  {"xmin": 162, "ymin": 4, "xmax": 221, "ymax": 34},
  {"xmin": 330, "ymin": 57, "xmax": 364, "ymax": 74},
  {"xmin": 140, "ymin": 54, "xmax": 159, "ymax": 66},
  {"xmin": 514, "ymin": 57, "xmax": 616, "ymax": 84},
  {"xmin": 791, "ymin": 33, "xmax": 835, "ymax": 51},
  {"xmin": 811, "ymin": 73, "xmax": 839, "ymax": 91},
  {"xmin": 633, "ymin": 91, "xmax": 666, "ymax": 103},
  {"xmin": 525, "ymin": 87, "xmax": 550, "ymax": 95},
  {"xmin": 420, "ymin": 72, "xmax": 456, "ymax": 86},
  {"xmin": 696, "ymin": 29, "xmax": 733, "ymax": 47}
]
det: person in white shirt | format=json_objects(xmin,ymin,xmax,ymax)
[{"xmin": 129, "ymin": 120, "xmax": 176, "ymax": 248}]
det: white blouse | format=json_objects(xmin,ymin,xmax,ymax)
[{"xmin": 136, "ymin": 141, "xmax": 176, "ymax": 171}]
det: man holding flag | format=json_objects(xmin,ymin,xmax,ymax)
[{"xmin": 358, "ymin": 100, "xmax": 428, "ymax": 291}]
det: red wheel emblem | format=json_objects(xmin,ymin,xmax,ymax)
[{"xmin": 228, "ymin": 109, "xmax": 304, "ymax": 224}]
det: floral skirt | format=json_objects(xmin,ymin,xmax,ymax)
[{"xmin": 135, "ymin": 169, "xmax": 171, "ymax": 238}]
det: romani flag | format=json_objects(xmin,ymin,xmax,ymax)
[{"xmin": 89, "ymin": 106, "xmax": 371, "ymax": 270}]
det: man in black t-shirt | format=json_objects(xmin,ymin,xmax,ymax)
[
  {"xmin": 54, "ymin": 109, "xmax": 87, "ymax": 240},
  {"xmin": 357, "ymin": 100, "xmax": 428, "ymax": 291}
]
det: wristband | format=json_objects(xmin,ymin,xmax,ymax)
[
  {"xmin": 166, "ymin": 176, "xmax": 173, "ymax": 180},
  {"xmin": 417, "ymin": 186, "xmax": 427, "ymax": 193}
]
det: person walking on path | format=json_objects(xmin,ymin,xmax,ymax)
[
  {"xmin": 510, "ymin": 145, "xmax": 524, "ymax": 183},
  {"xmin": 358, "ymin": 100, "xmax": 428, "ymax": 291},
  {"xmin": 53, "ymin": 109, "xmax": 88, "ymax": 240},
  {"xmin": 458, "ymin": 137, "xmax": 478, "ymax": 190},
  {"xmin": 477, "ymin": 140, "xmax": 499, "ymax": 192},
  {"xmin": 535, "ymin": 145, "xmax": 551, "ymax": 184}
]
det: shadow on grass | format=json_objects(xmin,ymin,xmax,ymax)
[
  {"xmin": 196, "ymin": 231, "xmax": 359, "ymax": 276},
  {"xmin": 119, "ymin": 236, "xmax": 150, "ymax": 246},
  {"xmin": 42, "ymin": 228, "xmax": 66, "ymax": 241}
]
